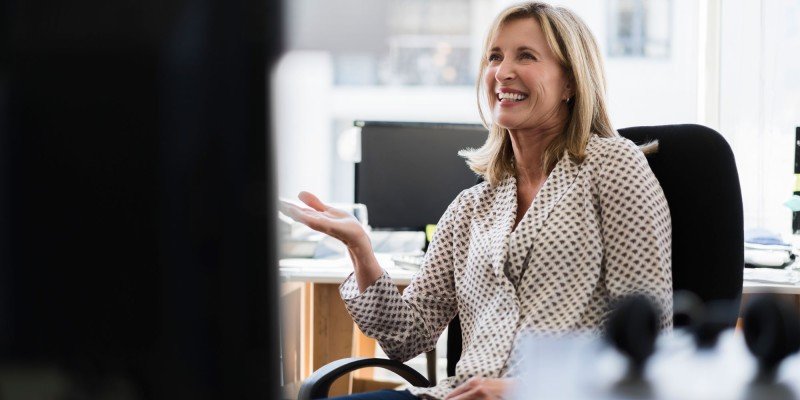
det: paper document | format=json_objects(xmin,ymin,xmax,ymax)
[{"xmin": 743, "ymin": 268, "xmax": 800, "ymax": 285}]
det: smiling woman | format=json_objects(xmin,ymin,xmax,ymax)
[
  {"xmin": 461, "ymin": 2, "xmax": 616, "ymax": 189},
  {"xmin": 485, "ymin": 19, "xmax": 570, "ymax": 132},
  {"xmin": 281, "ymin": 2, "xmax": 672, "ymax": 399}
]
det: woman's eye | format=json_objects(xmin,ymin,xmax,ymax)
[
  {"xmin": 487, "ymin": 54, "xmax": 501, "ymax": 62},
  {"xmin": 521, "ymin": 52, "xmax": 536, "ymax": 60}
]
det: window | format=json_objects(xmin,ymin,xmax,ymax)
[
  {"xmin": 608, "ymin": 0, "xmax": 671, "ymax": 58},
  {"xmin": 718, "ymin": 0, "xmax": 800, "ymax": 233},
  {"xmin": 333, "ymin": 0, "xmax": 479, "ymax": 86}
]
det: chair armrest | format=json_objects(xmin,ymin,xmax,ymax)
[{"xmin": 297, "ymin": 357, "xmax": 432, "ymax": 400}]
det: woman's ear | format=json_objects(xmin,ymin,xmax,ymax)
[{"xmin": 563, "ymin": 78, "xmax": 575, "ymax": 100}]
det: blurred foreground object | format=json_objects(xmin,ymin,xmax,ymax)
[{"xmin": 0, "ymin": 0, "xmax": 282, "ymax": 398}]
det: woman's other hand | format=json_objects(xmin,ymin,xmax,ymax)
[
  {"xmin": 444, "ymin": 377, "xmax": 517, "ymax": 400},
  {"xmin": 279, "ymin": 191, "xmax": 369, "ymax": 249}
]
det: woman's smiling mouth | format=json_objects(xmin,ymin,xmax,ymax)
[{"xmin": 497, "ymin": 92, "xmax": 529, "ymax": 102}]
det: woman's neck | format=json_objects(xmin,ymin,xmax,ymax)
[{"xmin": 508, "ymin": 124, "xmax": 563, "ymax": 185}]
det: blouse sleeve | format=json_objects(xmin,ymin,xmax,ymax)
[
  {"xmin": 597, "ymin": 139, "xmax": 673, "ymax": 330},
  {"xmin": 338, "ymin": 193, "xmax": 462, "ymax": 361}
]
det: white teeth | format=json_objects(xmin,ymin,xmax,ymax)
[{"xmin": 497, "ymin": 92, "xmax": 528, "ymax": 101}]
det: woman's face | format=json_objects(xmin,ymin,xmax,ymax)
[{"xmin": 483, "ymin": 17, "xmax": 571, "ymax": 131}]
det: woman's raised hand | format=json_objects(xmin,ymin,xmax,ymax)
[
  {"xmin": 281, "ymin": 191, "xmax": 382, "ymax": 291},
  {"xmin": 279, "ymin": 191, "xmax": 369, "ymax": 249}
]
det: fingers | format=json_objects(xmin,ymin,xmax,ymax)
[
  {"xmin": 279, "ymin": 192, "xmax": 361, "ymax": 244},
  {"xmin": 298, "ymin": 191, "xmax": 329, "ymax": 212},
  {"xmin": 446, "ymin": 377, "xmax": 482, "ymax": 399},
  {"xmin": 448, "ymin": 388, "xmax": 485, "ymax": 400},
  {"xmin": 279, "ymin": 200, "xmax": 314, "ymax": 222},
  {"xmin": 446, "ymin": 377, "xmax": 510, "ymax": 400},
  {"xmin": 278, "ymin": 200, "xmax": 300, "ymax": 219}
]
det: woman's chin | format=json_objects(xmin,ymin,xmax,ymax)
[
  {"xmin": 492, "ymin": 109, "xmax": 538, "ymax": 129},
  {"xmin": 494, "ymin": 117, "xmax": 527, "ymax": 130},
  {"xmin": 493, "ymin": 115, "xmax": 516, "ymax": 129}
]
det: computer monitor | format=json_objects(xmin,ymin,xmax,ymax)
[
  {"xmin": 0, "ymin": 0, "xmax": 280, "ymax": 398},
  {"xmin": 355, "ymin": 121, "xmax": 488, "ymax": 232}
]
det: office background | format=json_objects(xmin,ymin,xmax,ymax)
[{"xmin": 275, "ymin": 0, "xmax": 800, "ymax": 237}]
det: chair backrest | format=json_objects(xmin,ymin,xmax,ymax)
[{"xmin": 446, "ymin": 124, "xmax": 744, "ymax": 376}]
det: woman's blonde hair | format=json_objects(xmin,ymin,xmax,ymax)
[{"xmin": 459, "ymin": 2, "xmax": 617, "ymax": 186}]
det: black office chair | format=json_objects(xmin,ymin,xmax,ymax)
[{"xmin": 297, "ymin": 124, "xmax": 744, "ymax": 399}]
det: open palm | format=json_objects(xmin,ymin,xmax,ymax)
[{"xmin": 279, "ymin": 191, "xmax": 368, "ymax": 248}]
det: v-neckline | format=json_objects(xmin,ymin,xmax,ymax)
[
  {"xmin": 513, "ymin": 173, "xmax": 550, "ymax": 229},
  {"xmin": 511, "ymin": 175, "xmax": 547, "ymax": 235}
]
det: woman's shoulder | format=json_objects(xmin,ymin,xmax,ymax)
[
  {"xmin": 449, "ymin": 175, "xmax": 513, "ymax": 215},
  {"xmin": 586, "ymin": 133, "xmax": 640, "ymax": 155},
  {"xmin": 585, "ymin": 133, "xmax": 648, "ymax": 167}
]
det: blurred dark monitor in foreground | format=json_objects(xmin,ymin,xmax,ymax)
[
  {"xmin": 0, "ymin": 0, "xmax": 281, "ymax": 398},
  {"xmin": 355, "ymin": 121, "xmax": 487, "ymax": 231}
]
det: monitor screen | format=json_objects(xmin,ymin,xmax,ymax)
[{"xmin": 355, "ymin": 121, "xmax": 488, "ymax": 231}]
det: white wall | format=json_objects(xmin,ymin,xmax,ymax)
[{"xmin": 273, "ymin": 52, "xmax": 335, "ymax": 202}]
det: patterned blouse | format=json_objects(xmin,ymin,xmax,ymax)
[{"xmin": 339, "ymin": 135, "xmax": 673, "ymax": 399}]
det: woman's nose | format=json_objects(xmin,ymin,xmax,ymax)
[{"xmin": 495, "ymin": 61, "xmax": 516, "ymax": 81}]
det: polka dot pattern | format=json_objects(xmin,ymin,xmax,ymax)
[{"xmin": 339, "ymin": 135, "xmax": 672, "ymax": 399}]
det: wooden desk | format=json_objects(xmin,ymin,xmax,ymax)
[{"xmin": 279, "ymin": 255, "xmax": 416, "ymax": 398}]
